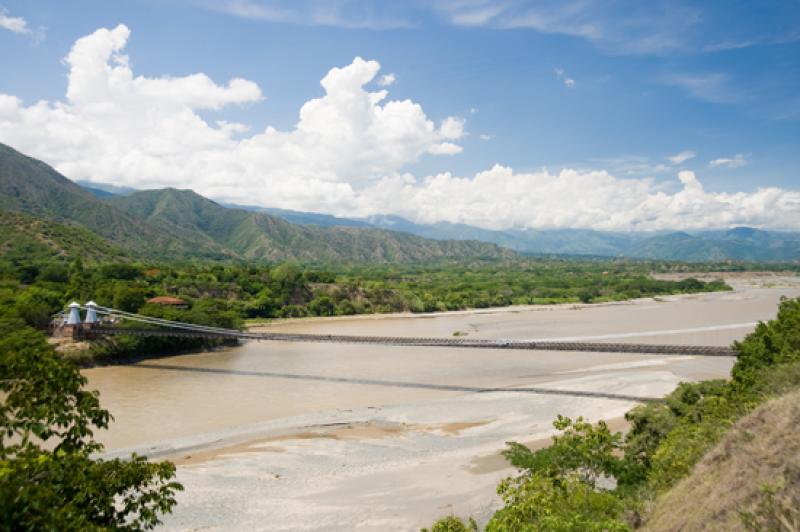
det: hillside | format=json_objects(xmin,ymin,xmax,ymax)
[
  {"xmin": 108, "ymin": 188, "xmax": 513, "ymax": 263},
  {"xmin": 0, "ymin": 143, "xmax": 232, "ymax": 260},
  {"xmin": 0, "ymin": 211, "xmax": 128, "ymax": 262},
  {"xmin": 0, "ymin": 142, "xmax": 512, "ymax": 263},
  {"xmin": 642, "ymin": 389, "xmax": 800, "ymax": 531}
]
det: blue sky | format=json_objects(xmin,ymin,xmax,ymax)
[{"xmin": 1, "ymin": 1, "xmax": 798, "ymax": 230}]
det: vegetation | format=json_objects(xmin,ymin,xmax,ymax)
[
  {"xmin": 427, "ymin": 296, "xmax": 800, "ymax": 531},
  {"xmin": 0, "ymin": 320, "xmax": 183, "ymax": 529},
  {"xmin": 0, "ymin": 253, "xmax": 732, "ymax": 363}
]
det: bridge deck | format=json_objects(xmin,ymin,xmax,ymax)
[{"xmin": 80, "ymin": 326, "xmax": 737, "ymax": 356}]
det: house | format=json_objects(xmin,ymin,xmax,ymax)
[{"xmin": 145, "ymin": 296, "xmax": 189, "ymax": 309}]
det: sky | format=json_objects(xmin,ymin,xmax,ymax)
[{"xmin": 0, "ymin": 0, "xmax": 798, "ymax": 231}]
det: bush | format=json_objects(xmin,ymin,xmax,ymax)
[{"xmin": 487, "ymin": 473, "xmax": 629, "ymax": 531}]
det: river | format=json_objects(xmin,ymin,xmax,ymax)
[{"xmin": 84, "ymin": 276, "xmax": 800, "ymax": 530}]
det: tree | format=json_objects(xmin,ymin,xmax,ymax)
[
  {"xmin": 486, "ymin": 416, "xmax": 630, "ymax": 531},
  {"xmin": 0, "ymin": 320, "xmax": 183, "ymax": 530},
  {"xmin": 13, "ymin": 286, "xmax": 63, "ymax": 329}
]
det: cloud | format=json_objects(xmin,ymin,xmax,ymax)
[
  {"xmin": 433, "ymin": 0, "xmax": 702, "ymax": 55},
  {"xmin": 377, "ymin": 73, "xmax": 396, "ymax": 86},
  {"xmin": 479, "ymin": 134, "xmax": 492, "ymax": 141},
  {"xmin": 0, "ymin": 7, "xmax": 43, "ymax": 40},
  {"xmin": 668, "ymin": 150, "xmax": 696, "ymax": 165},
  {"xmin": 0, "ymin": 25, "xmax": 463, "ymax": 213},
  {"xmin": 438, "ymin": 116, "xmax": 465, "ymax": 139},
  {"xmin": 1, "ymin": 25, "xmax": 797, "ymax": 231},
  {"xmin": 358, "ymin": 167, "xmax": 800, "ymax": 231},
  {"xmin": 554, "ymin": 67, "xmax": 575, "ymax": 88},
  {"xmin": 709, "ymin": 153, "xmax": 748, "ymax": 168}
]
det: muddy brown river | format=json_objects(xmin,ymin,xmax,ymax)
[{"xmin": 82, "ymin": 279, "xmax": 800, "ymax": 530}]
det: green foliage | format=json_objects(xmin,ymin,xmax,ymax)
[
  {"xmin": 503, "ymin": 416, "xmax": 624, "ymax": 490},
  {"xmin": 0, "ymin": 320, "xmax": 183, "ymax": 529},
  {"xmin": 622, "ymin": 380, "xmax": 728, "ymax": 484},
  {"xmin": 423, "ymin": 516, "xmax": 479, "ymax": 532},
  {"xmin": 13, "ymin": 286, "xmax": 63, "ymax": 329},
  {"xmin": 731, "ymin": 296, "xmax": 800, "ymax": 385},
  {"xmin": 99, "ymin": 263, "xmax": 143, "ymax": 280},
  {"xmin": 486, "ymin": 416, "xmax": 630, "ymax": 531},
  {"xmin": 487, "ymin": 473, "xmax": 629, "ymax": 532},
  {"xmin": 0, "ymin": 254, "xmax": 736, "ymax": 367}
]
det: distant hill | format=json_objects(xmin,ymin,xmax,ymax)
[
  {"xmin": 263, "ymin": 210, "xmax": 800, "ymax": 261},
  {"xmin": 228, "ymin": 204, "xmax": 372, "ymax": 228},
  {"xmin": 108, "ymin": 188, "xmax": 512, "ymax": 262},
  {"xmin": 74, "ymin": 177, "xmax": 800, "ymax": 262},
  {"xmin": 362, "ymin": 215, "xmax": 649, "ymax": 256},
  {"xmin": 0, "ymin": 142, "xmax": 512, "ymax": 263},
  {"xmin": 628, "ymin": 228, "xmax": 800, "ymax": 261}
]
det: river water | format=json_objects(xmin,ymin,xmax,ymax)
[
  {"xmin": 82, "ymin": 279, "xmax": 800, "ymax": 530},
  {"xmin": 85, "ymin": 284, "xmax": 796, "ymax": 451}
]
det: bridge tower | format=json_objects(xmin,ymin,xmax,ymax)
[
  {"xmin": 84, "ymin": 301, "xmax": 99, "ymax": 324},
  {"xmin": 66, "ymin": 302, "xmax": 81, "ymax": 325}
]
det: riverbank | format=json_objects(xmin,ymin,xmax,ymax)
[{"xmin": 55, "ymin": 276, "xmax": 743, "ymax": 368}]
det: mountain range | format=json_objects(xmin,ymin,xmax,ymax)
[
  {"xmin": 3, "ymin": 142, "xmax": 799, "ymax": 262},
  {"xmin": 0, "ymin": 143, "xmax": 512, "ymax": 263},
  {"xmin": 217, "ymin": 204, "xmax": 800, "ymax": 262}
]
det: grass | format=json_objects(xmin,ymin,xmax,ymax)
[{"xmin": 642, "ymin": 389, "xmax": 800, "ymax": 531}]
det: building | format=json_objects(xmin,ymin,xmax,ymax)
[{"xmin": 145, "ymin": 296, "xmax": 189, "ymax": 309}]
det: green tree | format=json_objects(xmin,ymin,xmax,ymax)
[
  {"xmin": 13, "ymin": 286, "xmax": 63, "ymax": 329},
  {"xmin": 113, "ymin": 285, "xmax": 150, "ymax": 313},
  {"xmin": 0, "ymin": 320, "xmax": 183, "ymax": 529}
]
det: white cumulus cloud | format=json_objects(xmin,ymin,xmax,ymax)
[
  {"xmin": 0, "ymin": 25, "xmax": 797, "ymax": 231},
  {"xmin": 0, "ymin": 25, "xmax": 463, "ymax": 213},
  {"xmin": 357, "ymin": 167, "xmax": 800, "ymax": 231}
]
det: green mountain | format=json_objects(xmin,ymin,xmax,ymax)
[
  {"xmin": 0, "ymin": 211, "xmax": 128, "ymax": 262},
  {"xmin": 0, "ymin": 143, "xmax": 231, "ymax": 260},
  {"xmin": 0, "ymin": 142, "xmax": 512, "ymax": 263},
  {"xmin": 627, "ymin": 229, "xmax": 800, "ymax": 261},
  {"xmin": 107, "ymin": 188, "xmax": 512, "ymax": 262}
]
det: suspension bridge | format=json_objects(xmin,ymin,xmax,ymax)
[{"xmin": 54, "ymin": 301, "xmax": 738, "ymax": 357}]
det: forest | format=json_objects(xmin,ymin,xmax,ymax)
[{"xmin": 0, "ymin": 254, "xmax": 732, "ymax": 364}]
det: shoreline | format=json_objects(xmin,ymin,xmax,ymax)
[{"xmin": 246, "ymin": 292, "xmax": 700, "ymax": 330}]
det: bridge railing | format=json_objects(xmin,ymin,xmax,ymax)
[{"xmin": 58, "ymin": 303, "xmax": 739, "ymax": 357}]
